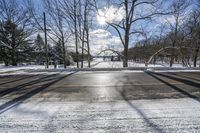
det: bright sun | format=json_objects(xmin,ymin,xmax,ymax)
[{"xmin": 97, "ymin": 13, "xmax": 106, "ymax": 25}]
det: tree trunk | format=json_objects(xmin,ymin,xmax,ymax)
[
  {"xmin": 170, "ymin": 55, "xmax": 174, "ymax": 67},
  {"xmin": 86, "ymin": 28, "xmax": 90, "ymax": 68},
  {"xmin": 74, "ymin": 0, "xmax": 79, "ymax": 68},
  {"xmin": 193, "ymin": 47, "xmax": 199, "ymax": 67},
  {"xmin": 179, "ymin": 48, "xmax": 186, "ymax": 67},
  {"xmin": 11, "ymin": 29, "xmax": 17, "ymax": 66},
  {"xmin": 3, "ymin": 50, "xmax": 9, "ymax": 66},
  {"xmin": 81, "ymin": 45, "xmax": 84, "ymax": 68},
  {"xmin": 170, "ymin": 14, "xmax": 178, "ymax": 67},
  {"xmin": 11, "ymin": 49, "xmax": 17, "ymax": 66},
  {"xmin": 170, "ymin": 47, "xmax": 176, "ymax": 67},
  {"xmin": 123, "ymin": 31, "xmax": 129, "ymax": 67},
  {"xmin": 4, "ymin": 60, "xmax": 9, "ymax": 66},
  {"xmin": 43, "ymin": 12, "xmax": 49, "ymax": 69},
  {"xmin": 3, "ymin": 56, "xmax": 9, "ymax": 66},
  {"xmin": 123, "ymin": 44, "xmax": 128, "ymax": 67},
  {"xmin": 61, "ymin": 35, "xmax": 67, "ymax": 69},
  {"xmin": 81, "ymin": 30, "xmax": 85, "ymax": 68},
  {"xmin": 123, "ymin": 0, "xmax": 130, "ymax": 68}
]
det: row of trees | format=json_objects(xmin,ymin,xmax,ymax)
[
  {"xmin": 95, "ymin": 0, "xmax": 200, "ymax": 67},
  {"xmin": 0, "ymin": 0, "xmax": 33, "ymax": 66},
  {"xmin": 40, "ymin": 0, "xmax": 94, "ymax": 68},
  {"xmin": 95, "ymin": 0, "xmax": 171, "ymax": 67},
  {"xmin": 0, "ymin": 0, "xmax": 199, "ymax": 68},
  {"xmin": 128, "ymin": 0, "xmax": 200, "ymax": 67},
  {"xmin": 0, "ymin": 0, "xmax": 94, "ymax": 68}
]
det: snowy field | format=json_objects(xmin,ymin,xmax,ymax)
[
  {"xmin": 0, "ymin": 60, "xmax": 200, "ymax": 75},
  {"xmin": 0, "ymin": 98, "xmax": 200, "ymax": 132},
  {"xmin": 89, "ymin": 58, "xmax": 194, "ymax": 68},
  {"xmin": 90, "ymin": 61, "xmax": 183, "ymax": 68}
]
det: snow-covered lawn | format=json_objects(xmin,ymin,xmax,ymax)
[
  {"xmin": 89, "ymin": 58, "xmax": 187, "ymax": 68},
  {"xmin": 0, "ymin": 98, "xmax": 199, "ymax": 132},
  {"xmin": 0, "ymin": 65, "xmax": 45, "ymax": 71},
  {"xmin": 89, "ymin": 61, "xmax": 184, "ymax": 68},
  {"xmin": 0, "ymin": 65, "xmax": 72, "ymax": 75},
  {"xmin": 0, "ymin": 61, "xmax": 199, "ymax": 75}
]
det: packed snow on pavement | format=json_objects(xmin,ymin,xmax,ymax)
[
  {"xmin": 0, "ymin": 69, "xmax": 199, "ymax": 132},
  {"xmin": 0, "ymin": 98, "xmax": 199, "ymax": 132}
]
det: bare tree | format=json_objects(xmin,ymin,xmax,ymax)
[
  {"xmin": 43, "ymin": 0, "xmax": 72, "ymax": 68},
  {"xmin": 26, "ymin": 0, "xmax": 50, "ymax": 68},
  {"xmin": 186, "ymin": 10, "xmax": 200, "ymax": 67},
  {"xmin": 165, "ymin": 0, "xmax": 189, "ymax": 67},
  {"xmin": 59, "ymin": 0, "xmax": 81, "ymax": 68},
  {"xmin": 147, "ymin": 0, "xmax": 190, "ymax": 67},
  {"xmin": 74, "ymin": 0, "xmax": 79, "ymax": 68},
  {"xmin": 79, "ymin": 0, "xmax": 94, "ymax": 68},
  {"xmin": 95, "ymin": 0, "xmax": 168, "ymax": 67}
]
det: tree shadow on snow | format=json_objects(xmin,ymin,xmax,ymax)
[
  {"xmin": 115, "ymin": 75, "xmax": 165, "ymax": 133},
  {"xmin": 0, "ymin": 72, "xmax": 76, "ymax": 114},
  {"xmin": 145, "ymin": 71, "xmax": 200, "ymax": 103},
  {"xmin": 0, "ymin": 75, "xmax": 39, "ymax": 86},
  {"xmin": 0, "ymin": 74, "xmax": 57, "ymax": 97},
  {"xmin": 168, "ymin": 72, "xmax": 200, "ymax": 82},
  {"xmin": 152, "ymin": 72, "xmax": 200, "ymax": 88}
]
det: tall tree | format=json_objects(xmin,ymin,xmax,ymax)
[
  {"xmin": 34, "ymin": 34, "xmax": 45, "ymax": 64},
  {"xmin": 0, "ymin": 0, "xmax": 33, "ymax": 66},
  {"xmin": 80, "ymin": 0, "xmax": 93, "ymax": 68},
  {"xmin": 43, "ymin": 0, "xmax": 71, "ymax": 68},
  {"xmin": 0, "ymin": 20, "xmax": 32, "ymax": 66},
  {"xmin": 186, "ymin": 10, "xmax": 200, "ymax": 67},
  {"xmin": 166, "ymin": 0, "xmax": 189, "ymax": 67},
  {"xmin": 58, "ymin": 0, "xmax": 81, "ymax": 68},
  {"xmin": 95, "ymin": 0, "xmax": 167, "ymax": 67}
]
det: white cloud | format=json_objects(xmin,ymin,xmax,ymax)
[
  {"xmin": 97, "ymin": 5, "xmax": 125, "ymax": 25},
  {"xmin": 48, "ymin": 28, "xmax": 122, "ymax": 55},
  {"xmin": 89, "ymin": 29, "xmax": 123, "ymax": 55},
  {"xmin": 90, "ymin": 29, "xmax": 111, "ymax": 38}
]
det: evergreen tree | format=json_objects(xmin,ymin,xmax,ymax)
[
  {"xmin": 33, "ymin": 34, "xmax": 45, "ymax": 64},
  {"xmin": 0, "ymin": 20, "xmax": 32, "ymax": 66}
]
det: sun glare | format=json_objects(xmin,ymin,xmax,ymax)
[{"xmin": 97, "ymin": 13, "xmax": 106, "ymax": 25}]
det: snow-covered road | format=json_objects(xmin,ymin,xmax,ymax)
[
  {"xmin": 0, "ymin": 71, "xmax": 199, "ymax": 132},
  {"xmin": 0, "ymin": 98, "xmax": 200, "ymax": 133}
]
